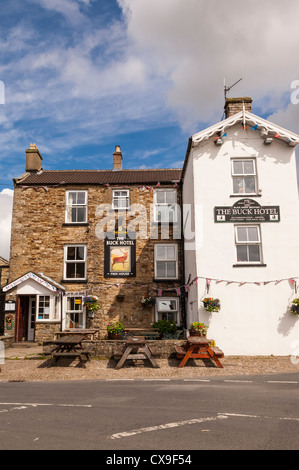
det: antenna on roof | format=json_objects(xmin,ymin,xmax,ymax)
[{"xmin": 224, "ymin": 78, "xmax": 242, "ymax": 101}]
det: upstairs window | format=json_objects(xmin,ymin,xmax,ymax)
[
  {"xmin": 232, "ymin": 159, "xmax": 257, "ymax": 195},
  {"xmin": 112, "ymin": 189, "xmax": 130, "ymax": 210},
  {"xmin": 65, "ymin": 191, "xmax": 88, "ymax": 223},
  {"xmin": 154, "ymin": 189, "xmax": 177, "ymax": 222},
  {"xmin": 154, "ymin": 244, "xmax": 178, "ymax": 279},
  {"xmin": 235, "ymin": 225, "xmax": 262, "ymax": 263},
  {"xmin": 64, "ymin": 245, "xmax": 87, "ymax": 280}
]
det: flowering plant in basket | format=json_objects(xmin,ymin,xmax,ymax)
[
  {"xmin": 202, "ymin": 297, "xmax": 220, "ymax": 312},
  {"xmin": 141, "ymin": 295, "xmax": 155, "ymax": 306},
  {"xmin": 290, "ymin": 298, "xmax": 299, "ymax": 315},
  {"xmin": 83, "ymin": 295, "xmax": 100, "ymax": 311}
]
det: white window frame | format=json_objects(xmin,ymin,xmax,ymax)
[
  {"xmin": 231, "ymin": 159, "xmax": 257, "ymax": 195},
  {"xmin": 155, "ymin": 297, "xmax": 180, "ymax": 325},
  {"xmin": 64, "ymin": 244, "xmax": 87, "ymax": 280},
  {"xmin": 112, "ymin": 189, "xmax": 130, "ymax": 210},
  {"xmin": 65, "ymin": 190, "xmax": 88, "ymax": 224},
  {"xmin": 154, "ymin": 243, "xmax": 178, "ymax": 280},
  {"xmin": 36, "ymin": 295, "xmax": 54, "ymax": 322},
  {"xmin": 65, "ymin": 295, "xmax": 86, "ymax": 329},
  {"xmin": 235, "ymin": 225, "xmax": 262, "ymax": 264},
  {"xmin": 153, "ymin": 188, "xmax": 178, "ymax": 223}
]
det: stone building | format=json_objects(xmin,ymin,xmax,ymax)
[
  {"xmin": 0, "ymin": 257, "xmax": 9, "ymax": 335},
  {"xmin": 2, "ymin": 145, "xmax": 183, "ymax": 342}
]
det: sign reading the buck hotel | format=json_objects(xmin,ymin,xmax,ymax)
[
  {"xmin": 104, "ymin": 231, "xmax": 136, "ymax": 277},
  {"xmin": 214, "ymin": 199, "xmax": 280, "ymax": 223}
]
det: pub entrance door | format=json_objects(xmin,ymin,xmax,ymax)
[{"xmin": 15, "ymin": 295, "xmax": 36, "ymax": 342}]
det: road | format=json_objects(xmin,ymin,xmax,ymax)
[{"xmin": 0, "ymin": 372, "xmax": 298, "ymax": 454}]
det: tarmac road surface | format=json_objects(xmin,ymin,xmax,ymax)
[{"xmin": 0, "ymin": 372, "xmax": 298, "ymax": 453}]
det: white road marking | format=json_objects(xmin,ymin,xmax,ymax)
[
  {"xmin": 267, "ymin": 381, "xmax": 298, "ymax": 384},
  {"xmin": 0, "ymin": 402, "xmax": 92, "ymax": 408},
  {"xmin": 224, "ymin": 380, "xmax": 253, "ymax": 383},
  {"xmin": 219, "ymin": 412, "xmax": 299, "ymax": 421},
  {"xmin": 109, "ymin": 415, "xmax": 228, "ymax": 440}
]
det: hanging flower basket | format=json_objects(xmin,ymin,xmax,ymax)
[
  {"xmin": 202, "ymin": 297, "xmax": 220, "ymax": 312},
  {"xmin": 290, "ymin": 299, "xmax": 299, "ymax": 315},
  {"xmin": 190, "ymin": 322, "xmax": 209, "ymax": 337},
  {"xmin": 83, "ymin": 296, "xmax": 100, "ymax": 312},
  {"xmin": 141, "ymin": 295, "xmax": 155, "ymax": 307}
]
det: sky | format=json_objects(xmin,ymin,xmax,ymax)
[{"xmin": 1, "ymin": 0, "xmax": 299, "ymax": 259}]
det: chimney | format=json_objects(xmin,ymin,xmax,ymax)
[
  {"xmin": 225, "ymin": 97, "xmax": 252, "ymax": 119},
  {"xmin": 113, "ymin": 145, "xmax": 122, "ymax": 170},
  {"xmin": 26, "ymin": 143, "xmax": 43, "ymax": 173}
]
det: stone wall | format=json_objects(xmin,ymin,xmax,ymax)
[
  {"xmin": 43, "ymin": 339, "xmax": 186, "ymax": 359},
  {"xmin": 8, "ymin": 183, "xmax": 184, "ymax": 341}
]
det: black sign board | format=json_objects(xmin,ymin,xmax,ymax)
[
  {"xmin": 104, "ymin": 230, "xmax": 136, "ymax": 278},
  {"xmin": 214, "ymin": 199, "xmax": 280, "ymax": 223}
]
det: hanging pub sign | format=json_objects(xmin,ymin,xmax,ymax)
[
  {"xmin": 214, "ymin": 199, "xmax": 280, "ymax": 223},
  {"xmin": 104, "ymin": 229, "xmax": 136, "ymax": 278}
]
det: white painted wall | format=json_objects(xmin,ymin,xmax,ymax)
[{"xmin": 183, "ymin": 125, "xmax": 299, "ymax": 355}]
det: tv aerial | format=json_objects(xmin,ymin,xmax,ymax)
[{"xmin": 224, "ymin": 78, "xmax": 242, "ymax": 100}]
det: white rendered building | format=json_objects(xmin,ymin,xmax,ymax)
[{"xmin": 182, "ymin": 97, "xmax": 299, "ymax": 355}]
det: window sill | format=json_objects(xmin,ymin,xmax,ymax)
[
  {"xmin": 153, "ymin": 278, "xmax": 180, "ymax": 282},
  {"xmin": 36, "ymin": 320, "xmax": 60, "ymax": 323},
  {"xmin": 62, "ymin": 223, "xmax": 89, "ymax": 226},
  {"xmin": 61, "ymin": 279, "xmax": 88, "ymax": 284},
  {"xmin": 230, "ymin": 194, "xmax": 261, "ymax": 198},
  {"xmin": 233, "ymin": 264, "xmax": 267, "ymax": 268}
]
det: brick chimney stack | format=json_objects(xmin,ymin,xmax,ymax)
[
  {"xmin": 113, "ymin": 145, "xmax": 123, "ymax": 170},
  {"xmin": 225, "ymin": 97, "xmax": 252, "ymax": 119},
  {"xmin": 25, "ymin": 143, "xmax": 43, "ymax": 173}
]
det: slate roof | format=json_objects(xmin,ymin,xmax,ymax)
[{"xmin": 16, "ymin": 168, "xmax": 182, "ymax": 186}]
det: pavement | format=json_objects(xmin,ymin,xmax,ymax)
[{"xmin": 1, "ymin": 342, "xmax": 299, "ymax": 382}]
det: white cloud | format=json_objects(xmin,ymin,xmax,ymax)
[
  {"xmin": 0, "ymin": 189, "xmax": 13, "ymax": 260},
  {"xmin": 117, "ymin": 0, "xmax": 299, "ymax": 131}
]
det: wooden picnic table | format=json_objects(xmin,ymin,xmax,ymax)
[
  {"xmin": 50, "ymin": 334, "xmax": 94, "ymax": 365},
  {"xmin": 115, "ymin": 337, "xmax": 160, "ymax": 369},
  {"xmin": 55, "ymin": 329, "xmax": 99, "ymax": 340},
  {"xmin": 175, "ymin": 336, "xmax": 224, "ymax": 368}
]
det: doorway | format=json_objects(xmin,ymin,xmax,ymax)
[{"xmin": 15, "ymin": 295, "xmax": 36, "ymax": 342}]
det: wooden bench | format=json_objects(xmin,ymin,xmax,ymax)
[
  {"xmin": 210, "ymin": 346, "xmax": 224, "ymax": 358},
  {"xmin": 52, "ymin": 345, "xmax": 94, "ymax": 362}
]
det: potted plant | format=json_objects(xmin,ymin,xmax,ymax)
[
  {"xmin": 202, "ymin": 297, "xmax": 220, "ymax": 312},
  {"xmin": 152, "ymin": 319, "xmax": 177, "ymax": 338},
  {"xmin": 290, "ymin": 299, "xmax": 299, "ymax": 315},
  {"xmin": 107, "ymin": 321, "xmax": 125, "ymax": 339},
  {"xmin": 190, "ymin": 321, "xmax": 209, "ymax": 337},
  {"xmin": 141, "ymin": 295, "xmax": 155, "ymax": 307}
]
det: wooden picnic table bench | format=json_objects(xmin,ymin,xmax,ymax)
[
  {"xmin": 54, "ymin": 329, "xmax": 99, "ymax": 340},
  {"xmin": 124, "ymin": 328, "xmax": 160, "ymax": 340},
  {"xmin": 115, "ymin": 337, "xmax": 160, "ymax": 369},
  {"xmin": 175, "ymin": 336, "xmax": 224, "ymax": 368},
  {"xmin": 50, "ymin": 334, "xmax": 94, "ymax": 365}
]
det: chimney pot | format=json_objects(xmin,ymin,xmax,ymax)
[
  {"xmin": 113, "ymin": 145, "xmax": 123, "ymax": 170},
  {"xmin": 26, "ymin": 143, "xmax": 43, "ymax": 173},
  {"xmin": 225, "ymin": 97, "xmax": 252, "ymax": 119}
]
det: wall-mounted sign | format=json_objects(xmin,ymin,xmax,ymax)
[
  {"xmin": 214, "ymin": 199, "xmax": 280, "ymax": 223},
  {"xmin": 104, "ymin": 231, "xmax": 136, "ymax": 277},
  {"xmin": 5, "ymin": 300, "xmax": 16, "ymax": 311}
]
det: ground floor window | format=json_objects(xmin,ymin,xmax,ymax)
[
  {"xmin": 37, "ymin": 295, "xmax": 51, "ymax": 320},
  {"xmin": 155, "ymin": 297, "xmax": 179, "ymax": 324},
  {"xmin": 65, "ymin": 296, "xmax": 85, "ymax": 328}
]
